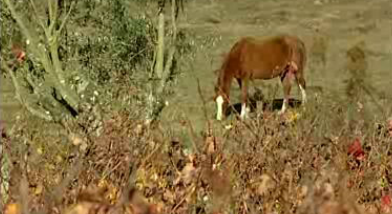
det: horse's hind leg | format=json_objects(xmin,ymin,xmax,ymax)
[{"xmin": 296, "ymin": 73, "xmax": 307, "ymax": 105}]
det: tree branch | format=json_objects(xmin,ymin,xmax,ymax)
[
  {"xmin": 48, "ymin": 0, "xmax": 59, "ymax": 35},
  {"xmin": 1, "ymin": 59, "xmax": 53, "ymax": 121},
  {"xmin": 5, "ymin": 0, "xmax": 81, "ymax": 117},
  {"xmin": 56, "ymin": 2, "xmax": 75, "ymax": 38},
  {"xmin": 29, "ymin": 0, "xmax": 48, "ymax": 35},
  {"xmin": 4, "ymin": 0, "xmax": 45, "ymax": 59}
]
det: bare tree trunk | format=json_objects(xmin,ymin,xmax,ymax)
[
  {"xmin": 146, "ymin": 0, "xmax": 179, "ymax": 125},
  {"xmin": 156, "ymin": 12, "xmax": 165, "ymax": 79},
  {"xmin": 158, "ymin": 0, "xmax": 177, "ymax": 94},
  {"xmin": 146, "ymin": 10, "xmax": 165, "ymax": 124}
]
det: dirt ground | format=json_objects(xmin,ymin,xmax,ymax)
[
  {"xmin": 1, "ymin": 0, "xmax": 391, "ymax": 132},
  {"xmin": 160, "ymin": 0, "xmax": 392, "ymax": 132}
]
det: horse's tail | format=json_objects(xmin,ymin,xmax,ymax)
[
  {"xmin": 297, "ymin": 38, "xmax": 307, "ymax": 75},
  {"xmin": 293, "ymin": 37, "xmax": 307, "ymax": 89}
]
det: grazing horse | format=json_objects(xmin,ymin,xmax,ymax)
[{"xmin": 214, "ymin": 35, "xmax": 307, "ymax": 120}]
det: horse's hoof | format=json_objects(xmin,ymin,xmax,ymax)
[{"xmin": 240, "ymin": 113, "xmax": 249, "ymax": 120}]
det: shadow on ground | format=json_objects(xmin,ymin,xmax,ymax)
[{"xmin": 226, "ymin": 98, "xmax": 303, "ymax": 118}]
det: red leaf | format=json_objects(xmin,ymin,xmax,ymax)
[
  {"xmin": 347, "ymin": 138, "xmax": 365, "ymax": 161},
  {"xmin": 11, "ymin": 44, "xmax": 26, "ymax": 63},
  {"xmin": 16, "ymin": 51, "xmax": 26, "ymax": 63},
  {"xmin": 382, "ymin": 195, "xmax": 391, "ymax": 206},
  {"xmin": 381, "ymin": 194, "xmax": 391, "ymax": 213}
]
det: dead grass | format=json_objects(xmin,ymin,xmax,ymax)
[{"xmin": 2, "ymin": 94, "xmax": 391, "ymax": 214}]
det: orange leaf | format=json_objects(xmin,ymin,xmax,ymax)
[{"xmin": 5, "ymin": 203, "xmax": 21, "ymax": 214}]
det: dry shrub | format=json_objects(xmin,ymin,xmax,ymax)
[
  {"xmin": 2, "ymin": 94, "xmax": 391, "ymax": 214},
  {"xmin": 310, "ymin": 30, "xmax": 329, "ymax": 69},
  {"xmin": 345, "ymin": 41, "xmax": 368, "ymax": 102}
]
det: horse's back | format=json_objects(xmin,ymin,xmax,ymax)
[
  {"xmin": 236, "ymin": 36, "xmax": 292, "ymax": 79},
  {"xmin": 221, "ymin": 34, "xmax": 307, "ymax": 80}
]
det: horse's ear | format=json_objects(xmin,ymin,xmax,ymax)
[
  {"xmin": 211, "ymin": 91, "xmax": 217, "ymax": 102},
  {"xmin": 211, "ymin": 95, "xmax": 216, "ymax": 102},
  {"xmin": 211, "ymin": 85, "xmax": 219, "ymax": 102}
]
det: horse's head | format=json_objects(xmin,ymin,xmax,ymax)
[
  {"xmin": 213, "ymin": 55, "xmax": 231, "ymax": 121},
  {"xmin": 214, "ymin": 83, "xmax": 229, "ymax": 121}
]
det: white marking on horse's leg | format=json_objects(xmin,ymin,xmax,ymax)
[
  {"xmin": 279, "ymin": 99, "xmax": 288, "ymax": 115},
  {"xmin": 240, "ymin": 103, "xmax": 248, "ymax": 120},
  {"xmin": 299, "ymin": 84, "xmax": 307, "ymax": 104},
  {"xmin": 216, "ymin": 95, "xmax": 224, "ymax": 121}
]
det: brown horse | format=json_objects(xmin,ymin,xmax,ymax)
[{"xmin": 214, "ymin": 35, "xmax": 307, "ymax": 120}]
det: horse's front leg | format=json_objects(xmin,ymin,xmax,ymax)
[
  {"xmin": 280, "ymin": 70, "xmax": 295, "ymax": 115},
  {"xmin": 240, "ymin": 78, "xmax": 250, "ymax": 120}
]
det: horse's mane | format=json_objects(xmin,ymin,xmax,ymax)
[
  {"xmin": 214, "ymin": 39, "xmax": 244, "ymax": 94},
  {"xmin": 213, "ymin": 52, "xmax": 228, "ymax": 75}
]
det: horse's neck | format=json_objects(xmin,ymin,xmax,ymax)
[
  {"xmin": 218, "ymin": 71, "xmax": 233, "ymax": 100},
  {"xmin": 218, "ymin": 50, "xmax": 236, "ymax": 100}
]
